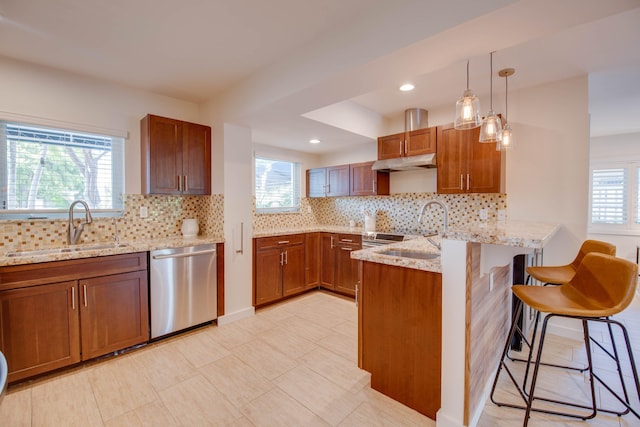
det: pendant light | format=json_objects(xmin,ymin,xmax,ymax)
[
  {"xmin": 454, "ymin": 60, "xmax": 481, "ymax": 129},
  {"xmin": 479, "ymin": 52, "xmax": 502, "ymax": 143},
  {"xmin": 497, "ymin": 68, "xmax": 515, "ymax": 150}
]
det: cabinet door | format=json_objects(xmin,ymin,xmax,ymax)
[
  {"xmin": 468, "ymin": 130, "xmax": 502, "ymax": 193},
  {"xmin": 282, "ymin": 244, "xmax": 305, "ymax": 297},
  {"xmin": 406, "ymin": 127, "xmax": 436, "ymax": 156},
  {"xmin": 335, "ymin": 244, "xmax": 359, "ymax": 296},
  {"xmin": 142, "ymin": 115, "xmax": 182, "ymax": 195},
  {"xmin": 79, "ymin": 270, "xmax": 149, "ymax": 360},
  {"xmin": 182, "ymin": 122, "xmax": 211, "ymax": 195},
  {"xmin": 306, "ymin": 168, "xmax": 327, "ymax": 198},
  {"xmin": 320, "ymin": 234, "xmax": 335, "ymax": 290},
  {"xmin": 349, "ymin": 162, "xmax": 390, "ymax": 196},
  {"xmin": 254, "ymin": 247, "xmax": 284, "ymax": 305},
  {"xmin": 326, "ymin": 165, "xmax": 350, "ymax": 197},
  {"xmin": 0, "ymin": 281, "xmax": 80, "ymax": 383},
  {"xmin": 436, "ymin": 124, "xmax": 467, "ymax": 194},
  {"xmin": 305, "ymin": 233, "xmax": 321, "ymax": 289},
  {"xmin": 377, "ymin": 133, "xmax": 404, "ymax": 160}
]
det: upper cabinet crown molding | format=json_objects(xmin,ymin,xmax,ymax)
[{"xmin": 141, "ymin": 114, "xmax": 212, "ymax": 195}]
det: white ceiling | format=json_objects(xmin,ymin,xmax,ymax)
[{"xmin": 1, "ymin": 0, "xmax": 639, "ymax": 153}]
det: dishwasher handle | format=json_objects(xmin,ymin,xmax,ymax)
[{"xmin": 152, "ymin": 248, "xmax": 216, "ymax": 260}]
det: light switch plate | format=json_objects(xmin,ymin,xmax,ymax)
[{"xmin": 140, "ymin": 206, "xmax": 148, "ymax": 218}]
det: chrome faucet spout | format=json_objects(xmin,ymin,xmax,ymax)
[
  {"xmin": 418, "ymin": 200, "xmax": 448, "ymax": 232},
  {"xmin": 68, "ymin": 200, "xmax": 93, "ymax": 245}
]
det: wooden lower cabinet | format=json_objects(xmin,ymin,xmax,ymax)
[
  {"xmin": 0, "ymin": 281, "xmax": 81, "ymax": 383},
  {"xmin": 320, "ymin": 234, "xmax": 336, "ymax": 290},
  {"xmin": 80, "ymin": 270, "xmax": 149, "ymax": 360},
  {"xmin": 321, "ymin": 233, "xmax": 361, "ymax": 296},
  {"xmin": 304, "ymin": 233, "xmax": 320, "ymax": 289},
  {"xmin": 359, "ymin": 260, "xmax": 442, "ymax": 420},
  {"xmin": 0, "ymin": 252, "xmax": 149, "ymax": 383}
]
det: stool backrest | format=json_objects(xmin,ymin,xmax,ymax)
[
  {"xmin": 568, "ymin": 253, "xmax": 638, "ymax": 317},
  {"xmin": 570, "ymin": 240, "xmax": 616, "ymax": 270}
]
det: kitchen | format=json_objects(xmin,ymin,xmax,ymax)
[{"xmin": 1, "ymin": 0, "xmax": 640, "ymax": 426}]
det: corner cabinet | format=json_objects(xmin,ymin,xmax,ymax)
[
  {"xmin": 320, "ymin": 233, "xmax": 361, "ymax": 296},
  {"xmin": 377, "ymin": 127, "xmax": 436, "ymax": 160},
  {"xmin": 436, "ymin": 123, "xmax": 502, "ymax": 194},
  {"xmin": 141, "ymin": 114, "xmax": 212, "ymax": 195},
  {"xmin": 0, "ymin": 253, "xmax": 149, "ymax": 383},
  {"xmin": 253, "ymin": 234, "xmax": 305, "ymax": 307}
]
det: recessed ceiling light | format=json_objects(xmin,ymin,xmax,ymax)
[
  {"xmin": 309, "ymin": 138, "xmax": 320, "ymax": 144},
  {"xmin": 399, "ymin": 83, "xmax": 415, "ymax": 92}
]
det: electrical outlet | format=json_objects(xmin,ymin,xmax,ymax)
[
  {"xmin": 479, "ymin": 208, "xmax": 488, "ymax": 220},
  {"xmin": 140, "ymin": 206, "xmax": 148, "ymax": 218},
  {"xmin": 307, "ymin": 205, "xmax": 312, "ymax": 213}
]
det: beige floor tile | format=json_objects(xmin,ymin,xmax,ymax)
[
  {"xmin": 273, "ymin": 365, "xmax": 364, "ymax": 425},
  {"xmin": 241, "ymin": 387, "xmax": 330, "ymax": 427},
  {"xmin": 277, "ymin": 314, "xmax": 335, "ymax": 342},
  {"xmin": 174, "ymin": 328, "xmax": 232, "ymax": 368},
  {"xmin": 317, "ymin": 328, "xmax": 358, "ymax": 363},
  {"xmin": 103, "ymin": 400, "xmax": 179, "ymax": 427},
  {"xmin": 260, "ymin": 325, "xmax": 318, "ymax": 359},
  {"xmin": 199, "ymin": 354, "xmax": 275, "ymax": 409},
  {"xmin": 87, "ymin": 355, "xmax": 159, "ymax": 422},
  {"xmin": 0, "ymin": 387, "xmax": 32, "ymax": 426},
  {"xmin": 131, "ymin": 341, "xmax": 198, "ymax": 392},
  {"xmin": 340, "ymin": 387, "xmax": 434, "ymax": 427},
  {"xmin": 232, "ymin": 337, "xmax": 297, "ymax": 380},
  {"xmin": 159, "ymin": 375, "xmax": 241, "ymax": 426},
  {"xmin": 212, "ymin": 321, "xmax": 257, "ymax": 349},
  {"xmin": 235, "ymin": 312, "xmax": 278, "ymax": 335},
  {"xmin": 299, "ymin": 346, "xmax": 370, "ymax": 392},
  {"xmin": 31, "ymin": 370, "xmax": 103, "ymax": 427}
]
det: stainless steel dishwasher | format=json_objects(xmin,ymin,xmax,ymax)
[{"xmin": 150, "ymin": 244, "xmax": 217, "ymax": 339}]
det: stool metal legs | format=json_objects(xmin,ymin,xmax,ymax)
[{"xmin": 491, "ymin": 299, "xmax": 640, "ymax": 426}]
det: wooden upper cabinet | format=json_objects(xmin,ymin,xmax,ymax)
[
  {"xmin": 377, "ymin": 127, "xmax": 436, "ymax": 160},
  {"xmin": 141, "ymin": 114, "xmax": 211, "ymax": 195},
  {"xmin": 377, "ymin": 132, "xmax": 404, "ymax": 160},
  {"xmin": 436, "ymin": 123, "xmax": 502, "ymax": 194},
  {"xmin": 306, "ymin": 168, "xmax": 327, "ymax": 197},
  {"xmin": 350, "ymin": 161, "xmax": 389, "ymax": 196},
  {"xmin": 326, "ymin": 165, "xmax": 350, "ymax": 197}
]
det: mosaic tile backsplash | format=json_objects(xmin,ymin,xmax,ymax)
[
  {"xmin": 254, "ymin": 193, "xmax": 507, "ymax": 233},
  {"xmin": 0, "ymin": 194, "xmax": 224, "ymax": 252}
]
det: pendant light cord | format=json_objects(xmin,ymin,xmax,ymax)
[
  {"xmin": 466, "ymin": 60, "xmax": 470, "ymax": 90},
  {"xmin": 489, "ymin": 51, "xmax": 494, "ymax": 110},
  {"xmin": 505, "ymin": 73, "xmax": 508, "ymax": 122}
]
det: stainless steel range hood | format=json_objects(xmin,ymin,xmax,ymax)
[
  {"xmin": 372, "ymin": 108, "xmax": 435, "ymax": 171},
  {"xmin": 371, "ymin": 153, "xmax": 436, "ymax": 171}
]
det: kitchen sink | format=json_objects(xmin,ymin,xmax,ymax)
[
  {"xmin": 6, "ymin": 243, "xmax": 129, "ymax": 257},
  {"xmin": 379, "ymin": 249, "xmax": 440, "ymax": 260}
]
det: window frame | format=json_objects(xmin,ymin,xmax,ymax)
[
  {"xmin": 254, "ymin": 155, "xmax": 302, "ymax": 214},
  {"xmin": 588, "ymin": 160, "xmax": 640, "ymax": 235},
  {"xmin": 0, "ymin": 118, "xmax": 126, "ymax": 220}
]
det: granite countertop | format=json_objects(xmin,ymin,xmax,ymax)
[
  {"xmin": 351, "ymin": 237, "xmax": 442, "ymax": 273},
  {"xmin": 441, "ymin": 220, "xmax": 560, "ymax": 249},
  {"xmin": 253, "ymin": 225, "xmax": 364, "ymax": 238},
  {"xmin": 0, "ymin": 235, "xmax": 225, "ymax": 267}
]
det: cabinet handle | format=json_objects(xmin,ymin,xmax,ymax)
[
  {"xmin": 278, "ymin": 240, "xmax": 290, "ymax": 245},
  {"xmin": 341, "ymin": 238, "xmax": 353, "ymax": 243},
  {"xmin": 341, "ymin": 247, "xmax": 353, "ymax": 251},
  {"xmin": 398, "ymin": 140, "xmax": 403, "ymax": 156},
  {"xmin": 355, "ymin": 281, "xmax": 360, "ymax": 307},
  {"xmin": 404, "ymin": 140, "xmax": 408, "ymax": 155},
  {"xmin": 460, "ymin": 174, "xmax": 463, "ymax": 190},
  {"xmin": 284, "ymin": 250, "xmax": 288, "ymax": 265},
  {"xmin": 183, "ymin": 175, "xmax": 188, "ymax": 192},
  {"xmin": 236, "ymin": 222, "xmax": 244, "ymax": 254},
  {"xmin": 280, "ymin": 252, "xmax": 284, "ymax": 266},
  {"xmin": 466, "ymin": 174, "xmax": 470, "ymax": 190},
  {"xmin": 330, "ymin": 236, "xmax": 335, "ymax": 248},
  {"xmin": 177, "ymin": 175, "xmax": 181, "ymax": 191},
  {"xmin": 372, "ymin": 178, "xmax": 376, "ymax": 193},
  {"xmin": 71, "ymin": 286, "xmax": 76, "ymax": 310},
  {"xmin": 83, "ymin": 284, "xmax": 88, "ymax": 307}
]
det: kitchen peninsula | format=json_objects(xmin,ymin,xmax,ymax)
[{"xmin": 351, "ymin": 220, "xmax": 559, "ymax": 427}]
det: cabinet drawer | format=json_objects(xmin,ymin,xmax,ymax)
[
  {"xmin": 337, "ymin": 234, "xmax": 362, "ymax": 246},
  {"xmin": 255, "ymin": 234, "xmax": 305, "ymax": 250}
]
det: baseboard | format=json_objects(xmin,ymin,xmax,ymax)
[{"xmin": 217, "ymin": 306, "xmax": 255, "ymax": 326}]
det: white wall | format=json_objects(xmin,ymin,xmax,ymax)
[
  {"xmin": 588, "ymin": 132, "xmax": 640, "ymax": 262},
  {"xmin": 0, "ymin": 57, "xmax": 201, "ymax": 195}
]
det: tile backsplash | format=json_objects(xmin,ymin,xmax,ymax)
[
  {"xmin": 0, "ymin": 194, "xmax": 224, "ymax": 253},
  {"xmin": 254, "ymin": 193, "xmax": 507, "ymax": 233}
]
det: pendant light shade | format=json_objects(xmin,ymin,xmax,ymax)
[
  {"xmin": 479, "ymin": 52, "xmax": 502, "ymax": 143},
  {"xmin": 497, "ymin": 68, "xmax": 515, "ymax": 150},
  {"xmin": 454, "ymin": 60, "xmax": 481, "ymax": 130}
]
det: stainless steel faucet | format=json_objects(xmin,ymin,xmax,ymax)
[
  {"xmin": 418, "ymin": 200, "xmax": 448, "ymax": 232},
  {"xmin": 68, "ymin": 200, "xmax": 93, "ymax": 244}
]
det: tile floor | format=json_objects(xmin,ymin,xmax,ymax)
[{"xmin": 0, "ymin": 290, "xmax": 638, "ymax": 427}]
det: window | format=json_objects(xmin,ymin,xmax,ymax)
[
  {"xmin": 589, "ymin": 163, "xmax": 640, "ymax": 234},
  {"xmin": 254, "ymin": 156, "xmax": 301, "ymax": 213},
  {"xmin": 1, "ymin": 120, "xmax": 125, "ymax": 219}
]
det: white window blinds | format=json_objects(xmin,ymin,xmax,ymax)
[
  {"xmin": 1, "ymin": 120, "xmax": 124, "ymax": 218},
  {"xmin": 591, "ymin": 168, "xmax": 627, "ymax": 225},
  {"xmin": 254, "ymin": 156, "xmax": 301, "ymax": 213}
]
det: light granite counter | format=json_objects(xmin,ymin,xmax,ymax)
[
  {"xmin": 350, "ymin": 237, "xmax": 442, "ymax": 273},
  {"xmin": 0, "ymin": 235, "xmax": 225, "ymax": 267},
  {"xmin": 253, "ymin": 225, "xmax": 363, "ymax": 238},
  {"xmin": 441, "ymin": 220, "xmax": 560, "ymax": 249}
]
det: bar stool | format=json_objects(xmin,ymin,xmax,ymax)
[
  {"xmin": 526, "ymin": 239, "xmax": 616, "ymax": 286},
  {"xmin": 491, "ymin": 253, "xmax": 640, "ymax": 426}
]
